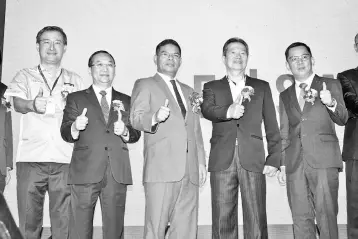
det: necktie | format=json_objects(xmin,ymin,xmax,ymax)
[
  {"xmin": 99, "ymin": 90, "xmax": 110, "ymax": 123},
  {"xmin": 170, "ymin": 80, "xmax": 186, "ymax": 118},
  {"xmin": 299, "ymin": 83, "xmax": 308, "ymax": 110}
]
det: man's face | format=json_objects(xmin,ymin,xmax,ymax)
[
  {"xmin": 222, "ymin": 42, "xmax": 248, "ymax": 72},
  {"xmin": 89, "ymin": 53, "xmax": 116, "ymax": 87},
  {"xmin": 154, "ymin": 44, "xmax": 181, "ymax": 78},
  {"xmin": 36, "ymin": 31, "xmax": 66, "ymax": 65},
  {"xmin": 286, "ymin": 46, "xmax": 314, "ymax": 81}
]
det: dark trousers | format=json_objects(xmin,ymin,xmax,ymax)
[
  {"xmin": 69, "ymin": 161, "xmax": 127, "ymax": 239},
  {"xmin": 345, "ymin": 159, "xmax": 358, "ymax": 239},
  {"xmin": 287, "ymin": 159, "xmax": 339, "ymax": 239},
  {"xmin": 16, "ymin": 162, "xmax": 70, "ymax": 239},
  {"xmin": 210, "ymin": 146, "xmax": 267, "ymax": 239}
]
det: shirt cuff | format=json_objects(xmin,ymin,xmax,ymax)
[
  {"xmin": 71, "ymin": 122, "xmax": 80, "ymax": 140},
  {"xmin": 326, "ymin": 98, "xmax": 337, "ymax": 112}
]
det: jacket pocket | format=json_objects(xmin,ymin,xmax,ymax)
[
  {"xmin": 250, "ymin": 134, "xmax": 263, "ymax": 140},
  {"xmin": 319, "ymin": 133, "xmax": 338, "ymax": 142},
  {"xmin": 74, "ymin": 145, "xmax": 89, "ymax": 151}
]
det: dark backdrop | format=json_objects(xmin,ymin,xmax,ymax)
[{"xmin": 0, "ymin": 0, "xmax": 6, "ymax": 79}]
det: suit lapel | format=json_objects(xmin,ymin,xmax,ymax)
[
  {"xmin": 85, "ymin": 86, "xmax": 106, "ymax": 125},
  {"xmin": 154, "ymin": 74, "xmax": 181, "ymax": 116},
  {"xmin": 177, "ymin": 81, "xmax": 191, "ymax": 122},
  {"xmin": 302, "ymin": 75, "xmax": 321, "ymax": 113},
  {"xmin": 287, "ymin": 83, "xmax": 302, "ymax": 115},
  {"xmin": 221, "ymin": 76, "xmax": 234, "ymax": 104}
]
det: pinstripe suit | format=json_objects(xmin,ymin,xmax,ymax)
[{"xmin": 202, "ymin": 76, "xmax": 281, "ymax": 239}]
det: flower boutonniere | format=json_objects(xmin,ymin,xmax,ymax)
[
  {"xmin": 61, "ymin": 82, "xmax": 75, "ymax": 99},
  {"xmin": 112, "ymin": 100, "xmax": 125, "ymax": 121},
  {"xmin": 189, "ymin": 91, "xmax": 203, "ymax": 114},
  {"xmin": 1, "ymin": 97, "xmax": 11, "ymax": 111},
  {"xmin": 302, "ymin": 86, "xmax": 318, "ymax": 105},
  {"xmin": 241, "ymin": 86, "xmax": 255, "ymax": 103}
]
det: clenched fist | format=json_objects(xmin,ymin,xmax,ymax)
[{"xmin": 154, "ymin": 99, "xmax": 170, "ymax": 123}]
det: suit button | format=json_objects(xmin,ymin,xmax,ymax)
[
  {"xmin": 105, "ymin": 147, "xmax": 108, "ymax": 150},
  {"xmin": 106, "ymin": 129, "xmax": 110, "ymax": 133}
]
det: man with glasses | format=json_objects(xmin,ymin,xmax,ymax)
[
  {"xmin": 201, "ymin": 37, "xmax": 281, "ymax": 239},
  {"xmin": 277, "ymin": 42, "xmax": 348, "ymax": 238},
  {"xmin": 61, "ymin": 50, "xmax": 141, "ymax": 238},
  {"xmin": 4, "ymin": 26, "xmax": 83, "ymax": 239},
  {"xmin": 130, "ymin": 39, "xmax": 207, "ymax": 239},
  {"xmin": 337, "ymin": 33, "xmax": 358, "ymax": 239}
]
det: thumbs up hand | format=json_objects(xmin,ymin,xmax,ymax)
[
  {"xmin": 33, "ymin": 87, "xmax": 48, "ymax": 114},
  {"xmin": 154, "ymin": 99, "xmax": 170, "ymax": 123},
  {"xmin": 74, "ymin": 108, "xmax": 89, "ymax": 131},
  {"xmin": 320, "ymin": 82, "xmax": 334, "ymax": 106}
]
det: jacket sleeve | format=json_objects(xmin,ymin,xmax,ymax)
[{"xmin": 337, "ymin": 72, "xmax": 358, "ymax": 116}]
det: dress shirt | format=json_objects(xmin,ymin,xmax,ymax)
[
  {"xmin": 5, "ymin": 65, "xmax": 83, "ymax": 163},
  {"xmin": 294, "ymin": 73, "xmax": 336, "ymax": 111},
  {"xmin": 151, "ymin": 72, "xmax": 187, "ymax": 125}
]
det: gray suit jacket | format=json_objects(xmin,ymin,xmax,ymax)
[
  {"xmin": 130, "ymin": 73, "xmax": 205, "ymax": 185},
  {"xmin": 279, "ymin": 75, "xmax": 348, "ymax": 174}
]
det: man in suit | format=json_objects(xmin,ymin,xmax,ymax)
[
  {"xmin": 61, "ymin": 50, "xmax": 141, "ymax": 239},
  {"xmin": 130, "ymin": 39, "xmax": 207, "ymax": 239},
  {"xmin": 5, "ymin": 26, "xmax": 83, "ymax": 239},
  {"xmin": 337, "ymin": 33, "xmax": 358, "ymax": 239},
  {"xmin": 277, "ymin": 42, "xmax": 348, "ymax": 238},
  {"xmin": 0, "ymin": 51, "xmax": 13, "ymax": 193},
  {"xmin": 201, "ymin": 37, "xmax": 281, "ymax": 239}
]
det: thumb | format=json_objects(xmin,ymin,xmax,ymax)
[
  {"xmin": 164, "ymin": 99, "xmax": 169, "ymax": 107},
  {"xmin": 37, "ymin": 87, "xmax": 43, "ymax": 97},
  {"xmin": 322, "ymin": 82, "xmax": 327, "ymax": 91},
  {"xmin": 81, "ymin": 108, "xmax": 87, "ymax": 116},
  {"xmin": 235, "ymin": 94, "xmax": 243, "ymax": 104}
]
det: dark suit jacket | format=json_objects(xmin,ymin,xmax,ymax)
[
  {"xmin": 61, "ymin": 86, "xmax": 141, "ymax": 185},
  {"xmin": 337, "ymin": 68, "xmax": 358, "ymax": 161},
  {"xmin": 201, "ymin": 76, "xmax": 281, "ymax": 173},
  {"xmin": 279, "ymin": 75, "xmax": 348, "ymax": 174},
  {"xmin": 0, "ymin": 83, "xmax": 12, "ymax": 176}
]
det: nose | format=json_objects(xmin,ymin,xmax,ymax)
[{"xmin": 49, "ymin": 42, "xmax": 55, "ymax": 50}]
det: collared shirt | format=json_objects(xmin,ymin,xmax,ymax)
[
  {"xmin": 5, "ymin": 65, "xmax": 84, "ymax": 163},
  {"xmin": 92, "ymin": 84, "xmax": 112, "ymax": 105},
  {"xmin": 294, "ymin": 73, "xmax": 315, "ymax": 102},
  {"xmin": 294, "ymin": 72, "xmax": 336, "ymax": 111},
  {"xmin": 157, "ymin": 72, "xmax": 187, "ymax": 109},
  {"xmin": 227, "ymin": 75, "xmax": 246, "ymax": 102}
]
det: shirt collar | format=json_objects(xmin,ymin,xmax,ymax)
[
  {"xmin": 157, "ymin": 72, "xmax": 176, "ymax": 82},
  {"xmin": 92, "ymin": 84, "xmax": 112, "ymax": 95},
  {"xmin": 39, "ymin": 64, "xmax": 62, "ymax": 77},
  {"xmin": 294, "ymin": 73, "xmax": 315, "ymax": 88},
  {"xmin": 227, "ymin": 75, "xmax": 246, "ymax": 86}
]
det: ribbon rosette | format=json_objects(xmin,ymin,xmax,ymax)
[
  {"xmin": 189, "ymin": 92, "xmax": 203, "ymax": 114},
  {"xmin": 240, "ymin": 86, "xmax": 255, "ymax": 103},
  {"xmin": 112, "ymin": 100, "xmax": 125, "ymax": 121},
  {"xmin": 302, "ymin": 86, "xmax": 318, "ymax": 105},
  {"xmin": 61, "ymin": 82, "xmax": 75, "ymax": 99}
]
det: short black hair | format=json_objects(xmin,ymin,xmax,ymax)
[
  {"xmin": 36, "ymin": 26, "xmax": 67, "ymax": 45},
  {"xmin": 88, "ymin": 50, "xmax": 116, "ymax": 67},
  {"xmin": 222, "ymin": 37, "xmax": 249, "ymax": 56},
  {"xmin": 285, "ymin": 42, "xmax": 312, "ymax": 61},
  {"xmin": 155, "ymin": 39, "xmax": 181, "ymax": 56}
]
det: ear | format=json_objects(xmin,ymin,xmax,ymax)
[
  {"xmin": 63, "ymin": 45, "xmax": 67, "ymax": 53},
  {"xmin": 311, "ymin": 57, "xmax": 315, "ymax": 66},
  {"xmin": 88, "ymin": 67, "xmax": 92, "ymax": 75},
  {"xmin": 285, "ymin": 61, "xmax": 291, "ymax": 72},
  {"xmin": 222, "ymin": 55, "xmax": 226, "ymax": 65},
  {"xmin": 355, "ymin": 43, "xmax": 358, "ymax": 53},
  {"xmin": 36, "ymin": 43, "xmax": 40, "ymax": 52},
  {"xmin": 153, "ymin": 55, "xmax": 157, "ymax": 65}
]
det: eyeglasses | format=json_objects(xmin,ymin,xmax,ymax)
[
  {"xmin": 159, "ymin": 51, "xmax": 181, "ymax": 60},
  {"xmin": 39, "ymin": 39, "xmax": 64, "ymax": 46},
  {"xmin": 289, "ymin": 54, "xmax": 311, "ymax": 63},
  {"xmin": 90, "ymin": 63, "xmax": 116, "ymax": 69}
]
